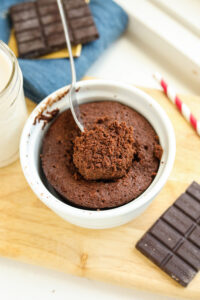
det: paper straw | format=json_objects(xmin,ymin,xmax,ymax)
[{"xmin": 153, "ymin": 72, "xmax": 200, "ymax": 136}]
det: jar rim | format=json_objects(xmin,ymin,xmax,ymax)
[{"xmin": 0, "ymin": 40, "xmax": 16, "ymax": 96}]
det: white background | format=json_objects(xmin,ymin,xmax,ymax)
[
  {"xmin": 0, "ymin": 256, "xmax": 179, "ymax": 300},
  {"xmin": 1, "ymin": 0, "xmax": 199, "ymax": 299}
]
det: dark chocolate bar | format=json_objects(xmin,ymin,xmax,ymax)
[
  {"xmin": 10, "ymin": 0, "xmax": 99, "ymax": 58},
  {"xmin": 136, "ymin": 181, "xmax": 200, "ymax": 287}
]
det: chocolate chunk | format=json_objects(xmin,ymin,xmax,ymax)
[
  {"xmin": 10, "ymin": 0, "xmax": 99, "ymax": 58},
  {"xmin": 73, "ymin": 26, "xmax": 99, "ymax": 44},
  {"xmin": 151, "ymin": 220, "xmax": 182, "ymax": 250},
  {"xmin": 136, "ymin": 181, "xmax": 200, "ymax": 287},
  {"xmin": 18, "ymin": 39, "xmax": 46, "ymax": 57},
  {"xmin": 135, "ymin": 233, "xmax": 171, "ymax": 265},
  {"xmin": 16, "ymin": 29, "xmax": 42, "ymax": 43},
  {"xmin": 11, "ymin": 9, "xmax": 37, "ymax": 22},
  {"xmin": 176, "ymin": 240, "xmax": 200, "ymax": 270},
  {"xmin": 64, "ymin": 0, "xmax": 87, "ymax": 10},
  {"xmin": 162, "ymin": 206, "xmax": 194, "ymax": 235},
  {"xmin": 187, "ymin": 181, "xmax": 200, "ymax": 202},
  {"xmin": 38, "ymin": 3, "xmax": 58, "ymax": 16},
  {"xmin": 175, "ymin": 193, "xmax": 200, "ymax": 221},
  {"xmin": 67, "ymin": 6, "xmax": 91, "ymax": 19},
  {"xmin": 10, "ymin": 2, "xmax": 35, "ymax": 12},
  {"xmin": 163, "ymin": 256, "xmax": 196, "ymax": 287},
  {"xmin": 14, "ymin": 18, "xmax": 40, "ymax": 32},
  {"xmin": 70, "ymin": 16, "xmax": 94, "ymax": 30},
  {"xmin": 189, "ymin": 226, "xmax": 200, "ymax": 247}
]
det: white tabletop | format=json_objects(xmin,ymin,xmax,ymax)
[
  {"xmin": 0, "ymin": 257, "xmax": 178, "ymax": 300},
  {"xmin": 1, "ymin": 3, "xmax": 196, "ymax": 298}
]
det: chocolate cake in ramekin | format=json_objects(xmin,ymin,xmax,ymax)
[
  {"xmin": 20, "ymin": 80, "xmax": 175, "ymax": 228},
  {"xmin": 41, "ymin": 101, "xmax": 163, "ymax": 210}
]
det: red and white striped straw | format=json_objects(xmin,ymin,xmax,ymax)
[{"xmin": 153, "ymin": 72, "xmax": 200, "ymax": 136}]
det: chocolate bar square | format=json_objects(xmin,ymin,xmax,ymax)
[
  {"xmin": 136, "ymin": 181, "xmax": 200, "ymax": 287},
  {"xmin": 10, "ymin": 0, "xmax": 99, "ymax": 58}
]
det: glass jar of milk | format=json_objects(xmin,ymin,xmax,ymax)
[{"xmin": 0, "ymin": 41, "xmax": 27, "ymax": 167}]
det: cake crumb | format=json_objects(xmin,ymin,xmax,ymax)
[{"xmin": 154, "ymin": 144, "xmax": 163, "ymax": 160}]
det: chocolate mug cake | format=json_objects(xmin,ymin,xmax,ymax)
[{"xmin": 41, "ymin": 101, "xmax": 163, "ymax": 209}]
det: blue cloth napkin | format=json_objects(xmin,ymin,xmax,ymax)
[{"xmin": 0, "ymin": 0, "xmax": 128, "ymax": 103}]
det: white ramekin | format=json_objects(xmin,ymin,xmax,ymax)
[{"xmin": 20, "ymin": 79, "xmax": 176, "ymax": 229}]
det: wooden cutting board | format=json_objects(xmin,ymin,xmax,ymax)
[{"xmin": 1, "ymin": 87, "xmax": 200, "ymax": 300}]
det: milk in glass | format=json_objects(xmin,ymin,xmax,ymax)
[{"xmin": 0, "ymin": 41, "xmax": 27, "ymax": 167}]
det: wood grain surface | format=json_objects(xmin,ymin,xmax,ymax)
[{"xmin": 0, "ymin": 87, "xmax": 200, "ymax": 300}]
